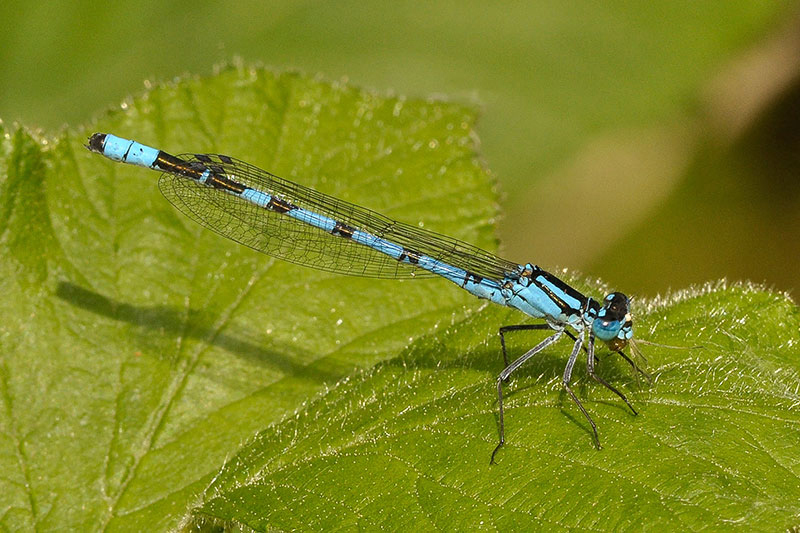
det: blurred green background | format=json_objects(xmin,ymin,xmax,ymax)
[{"xmin": 2, "ymin": 1, "xmax": 799, "ymax": 298}]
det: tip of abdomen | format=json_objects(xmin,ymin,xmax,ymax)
[{"xmin": 86, "ymin": 133, "xmax": 107, "ymax": 153}]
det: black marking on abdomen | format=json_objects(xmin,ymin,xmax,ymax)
[
  {"xmin": 207, "ymin": 174, "xmax": 246, "ymax": 193},
  {"xmin": 194, "ymin": 154, "xmax": 213, "ymax": 163},
  {"xmin": 156, "ymin": 152, "xmax": 208, "ymax": 181},
  {"xmin": 463, "ymin": 271, "xmax": 483, "ymax": 287},
  {"xmin": 267, "ymin": 196, "xmax": 297, "ymax": 213},
  {"xmin": 332, "ymin": 221, "xmax": 355, "ymax": 239},
  {"xmin": 399, "ymin": 248, "xmax": 421, "ymax": 264},
  {"xmin": 218, "ymin": 154, "xmax": 233, "ymax": 164}
]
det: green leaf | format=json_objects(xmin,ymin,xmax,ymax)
[
  {"xmin": 186, "ymin": 282, "xmax": 800, "ymax": 531},
  {"xmin": 0, "ymin": 66, "xmax": 498, "ymax": 531},
  {"xmin": 3, "ymin": 66, "xmax": 800, "ymax": 532}
]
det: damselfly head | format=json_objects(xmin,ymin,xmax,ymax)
[{"xmin": 592, "ymin": 292, "xmax": 633, "ymax": 348}]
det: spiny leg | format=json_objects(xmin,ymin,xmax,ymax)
[
  {"xmin": 491, "ymin": 330, "xmax": 563, "ymax": 464},
  {"xmin": 498, "ymin": 323, "xmax": 553, "ymax": 367},
  {"xmin": 562, "ymin": 330, "xmax": 602, "ymax": 449},
  {"xmin": 586, "ymin": 335, "xmax": 637, "ymax": 415},
  {"xmin": 564, "ymin": 329, "xmax": 600, "ymax": 364},
  {"xmin": 506, "ymin": 327, "xmax": 598, "ymax": 366}
]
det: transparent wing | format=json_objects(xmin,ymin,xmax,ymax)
[{"xmin": 158, "ymin": 153, "xmax": 522, "ymax": 280}]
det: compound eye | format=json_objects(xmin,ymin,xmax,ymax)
[{"xmin": 601, "ymin": 292, "xmax": 629, "ymax": 320}]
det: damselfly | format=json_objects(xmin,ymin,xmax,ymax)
[{"xmin": 87, "ymin": 133, "xmax": 647, "ymax": 462}]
